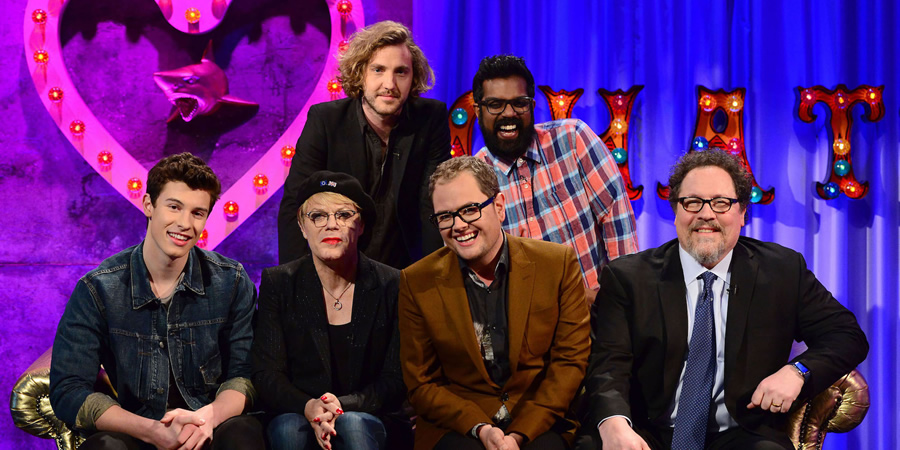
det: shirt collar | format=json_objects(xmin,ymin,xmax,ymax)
[
  {"xmin": 130, "ymin": 241, "xmax": 205, "ymax": 309},
  {"xmin": 678, "ymin": 243, "xmax": 734, "ymax": 287}
]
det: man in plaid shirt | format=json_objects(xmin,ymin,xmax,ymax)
[{"xmin": 472, "ymin": 55, "xmax": 638, "ymax": 302}]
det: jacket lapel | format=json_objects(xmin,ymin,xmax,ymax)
[
  {"xmin": 295, "ymin": 258, "xmax": 332, "ymax": 381},
  {"xmin": 659, "ymin": 243, "xmax": 688, "ymax": 406},
  {"xmin": 724, "ymin": 241, "xmax": 758, "ymax": 381},
  {"xmin": 345, "ymin": 101, "xmax": 369, "ymax": 187},
  {"xmin": 389, "ymin": 128, "xmax": 415, "ymax": 193},
  {"xmin": 435, "ymin": 253, "xmax": 495, "ymax": 385},
  {"xmin": 506, "ymin": 236, "xmax": 535, "ymax": 374}
]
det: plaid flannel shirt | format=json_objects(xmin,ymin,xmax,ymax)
[{"xmin": 475, "ymin": 119, "xmax": 638, "ymax": 289}]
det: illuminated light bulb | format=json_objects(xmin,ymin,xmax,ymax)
[
  {"xmin": 185, "ymin": 7, "xmax": 201, "ymax": 24},
  {"xmin": 223, "ymin": 201, "xmax": 239, "ymax": 219},
  {"xmin": 834, "ymin": 92, "xmax": 848, "ymax": 109},
  {"xmin": 336, "ymin": 0, "xmax": 353, "ymax": 16},
  {"xmin": 728, "ymin": 138, "xmax": 743, "ymax": 155},
  {"xmin": 611, "ymin": 118, "xmax": 627, "ymax": 135},
  {"xmin": 866, "ymin": 88, "xmax": 881, "ymax": 104},
  {"xmin": 450, "ymin": 108, "xmax": 468, "ymax": 126},
  {"xmin": 127, "ymin": 177, "xmax": 143, "ymax": 197},
  {"xmin": 833, "ymin": 159, "xmax": 850, "ymax": 176},
  {"xmin": 451, "ymin": 142, "xmax": 461, "ymax": 157},
  {"xmin": 822, "ymin": 182, "xmax": 839, "ymax": 199},
  {"xmin": 197, "ymin": 229, "xmax": 209, "ymax": 248},
  {"xmin": 97, "ymin": 151, "xmax": 113, "ymax": 169},
  {"xmin": 326, "ymin": 78, "xmax": 342, "ymax": 94},
  {"xmin": 48, "ymin": 87, "xmax": 64, "ymax": 103},
  {"xmin": 253, "ymin": 173, "xmax": 269, "ymax": 194},
  {"xmin": 33, "ymin": 50, "xmax": 49, "ymax": 64},
  {"xmin": 750, "ymin": 186, "xmax": 763, "ymax": 203},
  {"xmin": 281, "ymin": 145, "xmax": 295, "ymax": 166},
  {"xmin": 556, "ymin": 95, "xmax": 567, "ymax": 107},
  {"xmin": 801, "ymin": 89, "xmax": 816, "ymax": 105},
  {"xmin": 69, "ymin": 120, "xmax": 86, "ymax": 136},
  {"xmin": 833, "ymin": 138, "xmax": 849, "ymax": 156},
  {"xmin": 612, "ymin": 95, "xmax": 627, "ymax": 112},
  {"xmin": 840, "ymin": 179, "xmax": 859, "ymax": 194},
  {"xmin": 612, "ymin": 147, "xmax": 628, "ymax": 164},
  {"xmin": 691, "ymin": 136, "xmax": 709, "ymax": 151},
  {"xmin": 726, "ymin": 94, "xmax": 743, "ymax": 112},
  {"xmin": 32, "ymin": 9, "xmax": 47, "ymax": 24},
  {"xmin": 699, "ymin": 94, "xmax": 716, "ymax": 112},
  {"xmin": 338, "ymin": 40, "xmax": 350, "ymax": 54}
]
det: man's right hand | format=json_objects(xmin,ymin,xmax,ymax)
[
  {"xmin": 598, "ymin": 417, "xmax": 651, "ymax": 450},
  {"xmin": 478, "ymin": 424, "xmax": 512, "ymax": 450}
]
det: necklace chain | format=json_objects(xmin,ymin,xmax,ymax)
[{"xmin": 323, "ymin": 282, "xmax": 353, "ymax": 311}]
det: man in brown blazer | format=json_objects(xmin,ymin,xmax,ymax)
[{"xmin": 399, "ymin": 156, "xmax": 590, "ymax": 450}]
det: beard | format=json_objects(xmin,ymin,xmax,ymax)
[
  {"xmin": 480, "ymin": 115, "xmax": 536, "ymax": 161},
  {"xmin": 683, "ymin": 222, "xmax": 728, "ymax": 267},
  {"xmin": 363, "ymin": 89, "xmax": 402, "ymax": 117}
]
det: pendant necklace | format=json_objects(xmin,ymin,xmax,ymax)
[{"xmin": 324, "ymin": 281, "xmax": 353, "ymax": 311}]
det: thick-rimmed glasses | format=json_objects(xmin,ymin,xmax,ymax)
[
  {"xmin": 478, "ymin": 97, "xmax": 533, "ymax": 115},
  {"xmin": 429, "ymin": 196, "xmax": 496, "ymax": 230},
  {"xmin": 677, "ymin": 197, "xmax": 740, "ymax": 213},
  {"xmin": 304, "ymin": 210, "xmax": 358, "ymax": 227}
]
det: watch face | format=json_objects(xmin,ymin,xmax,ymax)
[{"xmin": 794, "ymin": 361, "xmax": 809, "ymax": 374}]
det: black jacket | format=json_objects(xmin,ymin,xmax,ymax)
[
  {"xmin": 251, "ymin": 253, "xmax": 405, "ymax": 415},
  {"xmin": 278, "ymin": 97, "xmax": 450, "ymax": 265},
  {"xmin": 583, "ymin": 237, "xmax": 868, "ymax": 446}
]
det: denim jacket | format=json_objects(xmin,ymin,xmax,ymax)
[{"xmin": 49, "ymin": 242, "xmax": 257, "ymax": 431}]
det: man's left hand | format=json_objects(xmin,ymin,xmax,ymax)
[
  {"xmin": 161, "ymin": 406, "xmax": 215, "ymax": 449},
  {"xmin": 746, "ymin": 365, "xmax": 805, "ymax": 413}
]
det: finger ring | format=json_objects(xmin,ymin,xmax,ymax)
[{"xmin": 772, "ymin": 403, "xmax": 782, "ymax": 407}]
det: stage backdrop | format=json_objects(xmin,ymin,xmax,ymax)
[
  {"xmin": 0, "ymin": 0, "xmax": 896, "ymax": 448},
  {"xmin": 414, "ymin": 1, "xmax": 898, "ymax": 449}
]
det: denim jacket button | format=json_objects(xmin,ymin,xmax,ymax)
[
  {"xmin": 159, "ymin": 341, "xmax": 165, "ymax": 348},
  {"xmin": 157, "ymin": 387, "xmax": 165, "ymax": 394}
]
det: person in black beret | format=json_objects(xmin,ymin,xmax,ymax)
[{"xmin": 253, "ymin": 171, "xmax": 409, "ymax": 450}]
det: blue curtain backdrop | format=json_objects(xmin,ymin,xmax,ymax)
[{"xmin": 413, "ymin": 1, "xmax": 898, "ymax": 448}]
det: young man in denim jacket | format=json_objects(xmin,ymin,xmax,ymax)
[{"xmin": 50, "ymin": 153, "xmax": 264, "ymax": 450}]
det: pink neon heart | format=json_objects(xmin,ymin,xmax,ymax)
[{"xmin": 24, "ymin": 0, "xmax": 364, "ymax": 250}]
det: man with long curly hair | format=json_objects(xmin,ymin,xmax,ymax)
[{"xmin": 279, "ymin": 21, "xmax": 450, "ymax": 269}]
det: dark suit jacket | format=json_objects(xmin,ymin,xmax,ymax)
[
  {"xmin": 251, "ymin": 253, "xmax": 405, "ymax": 416},
  {"xmin": 278, "ymin": 97, "xmax": 450, "ymax": 265},
  {"xmin": 399, "ymin": 235, "xmax": 591, "ymax": 449},
  {"xmin": 583, "ymin": 237, "xmax": 868, "ymax": 446}
]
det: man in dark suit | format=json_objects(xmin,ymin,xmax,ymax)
[
  {"xmin": 399, "ymin": 156, "xmax": 590, "ymax": 450},
  {"xmin": 581, "ymin": 149, "xmax": 868, "ymax": 449},
  {"xmin": 279, "ymin": 20, "xmax": 450, "ymax": 268}
]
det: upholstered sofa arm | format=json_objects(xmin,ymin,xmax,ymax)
[
  {"xmin": 786, "ymin": 369, "xmax": 870, "ymax": 450},
  {"xmin": 10, "ymin": 347, "xmax": 114, "ymax": 450}
]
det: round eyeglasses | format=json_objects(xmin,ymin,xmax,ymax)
[
  {"xmin": 677, "ymin": 197, "xmax": 740, "ymax": 213},
  {"xmin": 429, "ymin": 196, "xmax": 496, "ymax": 230},
  {"xmin": 304, "ymin": 210, "xmax": 358, "ymax": 227}
]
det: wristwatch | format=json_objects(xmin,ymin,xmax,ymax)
[
  {"xmin": 792, "ymin": 361, "xmax": 810, "ymax": 381},
  {"xmin": 470, "ymin": 423, "xmax": 490, "ymax": 439}
]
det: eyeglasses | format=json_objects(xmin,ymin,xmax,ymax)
[
  {"xmin": 677, "ymin": 197, "xmax": 740, "ymax": 213},
  {"xmin": 478, "ymin": 97, "xmax": 533, "ymax": 115},
  {"xmin": 304, "ymin": 210, "xmax": 358, "ymax": 228},
  {"xmin": 429, "ymin": 196, "xmax": 496, "ymax": 230}
]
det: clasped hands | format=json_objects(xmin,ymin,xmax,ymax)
[
  {"xmin": 305, "ymin": 392, "xmax": 345, "ymax": 450},
  {"xmin": 156, "ymin": 404, "xmax": 216, "ymax": 450},
  {"xmin": 478, "ymin": 424, "xmax": 524, "ymax": 450}
]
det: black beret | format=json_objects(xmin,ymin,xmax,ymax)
[{"xmin": 296, "ymin": 171, "xmax": 376, "ymax": 242}]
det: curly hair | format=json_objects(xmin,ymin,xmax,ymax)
[
  {"xmin": 472, "ymin": 55, "xmax": 536, "ymax": 103},
  {"xmin": 339, "ymin": 21, "xmax": 434, "ymax": 99},
  {"xmin": 147, "ymin": 152, "xmax": 221, "ymax": 209},
  {"xmin": 667, "ymin": 149, "xmax": 752, "ymax": 215},
  {"xmin": 429, "ymin": 156, "xmax": 500, "ymax": 202}
]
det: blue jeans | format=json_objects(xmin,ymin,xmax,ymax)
[{"xmin": 268, "ymin": 411, "xmax": 386, "ymax": 450}]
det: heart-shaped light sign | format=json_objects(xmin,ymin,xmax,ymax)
[{"xmin": 24, "ymin": 0, "xmax": 363, "ymax": 250}]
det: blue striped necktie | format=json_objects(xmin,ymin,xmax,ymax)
[{"xmin": 672, "ymin": 271, "xmax": 718, "ymax": 449}]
